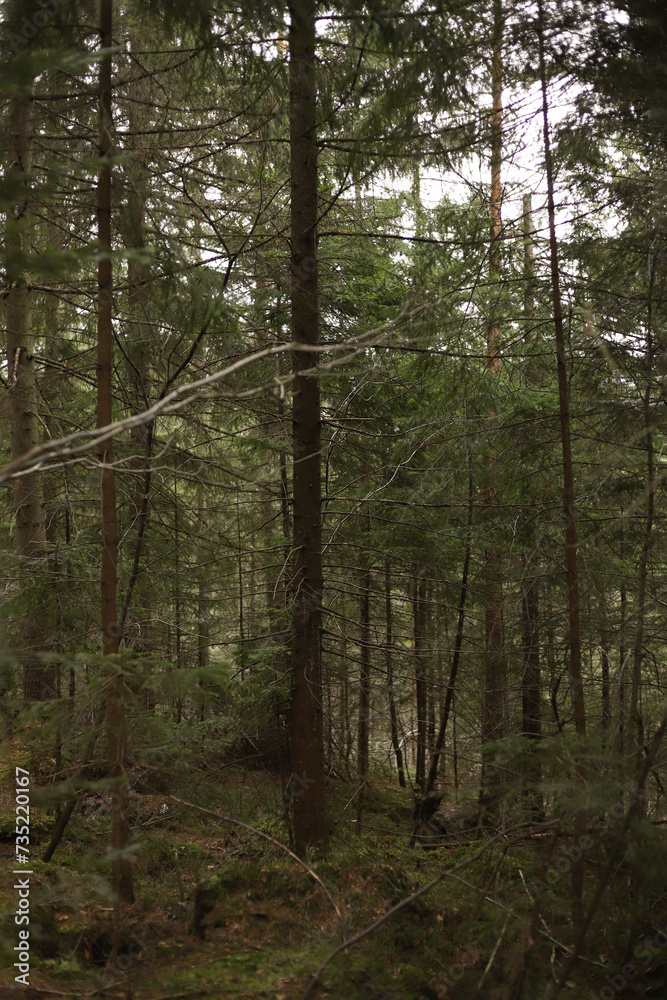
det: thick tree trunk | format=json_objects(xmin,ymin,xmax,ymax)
[
  {"xmin": 288, "ymin": 0, "xmax": 328, "ymax": 852},
  {"xmin": 97, "ymin": 0, "xmax": 133, "ymax": 906},
  {"xmin": 5, "ymin": 83, "xmax": 55, "ymax": 701}
]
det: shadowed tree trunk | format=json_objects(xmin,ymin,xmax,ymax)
[
  {"xmin": 358, "ymin": 552, "xmax": 371, "ymax": 781},
  {"xmin": 413, "ymin": 574, "xmax": 427, "ymax": 792},
  {"xmin": 420, "ymin": 445, "xmax": 473, "ymax": 809},
  {"xmin": 521, "ymin": 568, "xmax": 543, "ymax": 819},
  {"xmin": 125, "ymin": 50, "xmax": 152, "ymax": 676},
  {"xmin": 629, "ymin": 255, "xmax": 657, "ymax": 769},
  {"xmin": 600, "ymin": 592, "xmax": 611, "ymax": 737},
  {"xmin": 519, "ymin": 194, "xmax": 542, "ymax": 818},
  {"xmin": 616, "ymin": 521, "xmax": 627, "ymax": 755},
  {"xmin": 356, "ymin": 545, "xmax": 371, "ymax": 833},
  {"xmin": 537, "ymin": 0, "xmax": 586, "ymax": 929},
  {"xmin": 288, "ymin": 0, "xmax": 328, "ymax": 853},
  {"xmin": 385, "ymin": 561, "xmax": 405, "ymax": 787},
  {"xmin": 5, "ymin": 64, "xmax": 55, "ymax": 702},
  {"xmin": 97, "ymin": 0, "xmax": 133, "ymax": 906},
  {"xmin": 480, "ymin": 0, "xmax": 506, "ymax": 820}
]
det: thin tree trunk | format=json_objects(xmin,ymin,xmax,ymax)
[
  {"xmin": 356, "ymin": 550, "xmax": 371, "ymax": 833},
  {"xmin": 628, "ymin": 258, "xmax": 657, "ymax": 762},
  {"xmin": 521, "ymin": 568, "xmax": 543, "ymax": 819},
  {"xmin": 385, "ymin": 561, "xmax": 405, "ymax": 787},
  {"xmin": 197, "ymin": 499, "xmax": 210, "ymax": 722},
  {"xmin": 289, "ymin": 0, "xmax": 327, "ymax": 852},
  {"xmin": 480, "ymin": 0, "xmax": 506, "ymax": 819},
  {"xmin": 358, "ymin": 554, "xmax": 371, "ymax": 781},
  {"xmin": 125, "ymin": 65, "xmax": 152, "ymax": 676},
  {"xmin": 617, "ymin": 566, "xmax": 627, "ymax": 755},
  {"xmin": 520, "ymin": 194, "xmax": 542, "ymax": 818},
  {"xmin": 599, "ymin": 591, "xmax": 611, "ymax": 736},
  {"xmin": 43, "ymin": 211, "xmax": 66, "ymax": 806},
  {"xmin": 423, "ymin": 448, "xmax": 473, "ymax": 802},
  {"xmin": 536, "ymin": 0, "xmax": 586, "ymax": 743},
  {"xmin": 174, "ymin": 480, "xmax": 183, "ymax": 723},
  {"xmin": 426, "ymin": 583, "xmax": 436, "ymax": 754},
  {"xmin": 537, "ymin": 0, "xmax": 586, "ymax": 929},
  {"xmin": 413, "ymin": 575, "xmax": 427, "ymax": 792},
  {"xmin": 97, "ymin": 0, "xmax": 133, "ymax": 906},
  {"xmin": 340, "ymin": 627, "xmax": 352, "ymax": 773}
]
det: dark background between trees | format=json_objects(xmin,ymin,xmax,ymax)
[{"xmin": 0, "ymin": 1, "xmax": 666, "ymax": 998}]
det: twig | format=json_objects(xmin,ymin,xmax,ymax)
[
  {"xmin": 479, "ymin": 914, "xmax": 509, "ymax": 988},
  {"xmin": 302, "ymin": 820, "xmax": 557, "ymax": 999},
  {"xmin": 166, "ymin": 795, "xmax": 344, "ymax": 930}
]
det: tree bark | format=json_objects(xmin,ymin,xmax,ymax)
[
  {"xmin": 358, "ymin": 554, "xmax": 371, "ymax": 781},
  {"xmin": 97, "ymin": 0, "xmax": 133, "ymax": 905},
  {"xmin": 617, "ymin": 564, "xmax": 627, "ymax": 755},
  {"xmin": 5, "ymin": 80, "xmax": 55, "ymax": 701},
  {"xmin": 385, "ymin": 561, "xmax": 405, "ymax": 787},
  {"xmin": 536, "ymin": 0, "xmax": 586, "ymax": 743},
  {"xmin": 520, "ymin": 194, "xmax": 542, "ymax": 817},
  {"xmin": 289, "ymin": 0, "xmax": 328, "ymax": 852},
  {"xmin": 599, "ymin": 591, "xmax": 611, "ymax": 736},
  {"xmin": 628, "ymin": 256, "xmax": 656, "ymax": 761},
  {"xmin": 537, "ymin": 0, "xmax": 586, "ymax": 929},
  {"xmin": 413, "ymin": 575, "xmax": 427, "ymax": 792},
  {"xmin": 521, "ymin": 567, "xmax": 543, "ymax": 820},
  {"xmin": 422, "ymin": 448, "xmax": 473, "ymax": 803},
  {"xmin": 480, "ymin": 0, "xmax": 506, "ymax": 819},
  {"xmin": 125, "ymin": 61, "xmax": 152, "ymax": 671}
]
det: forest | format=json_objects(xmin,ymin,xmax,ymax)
[{"xmin": 0, "ymin": 0, "xmax": 666, "ymax": 997}]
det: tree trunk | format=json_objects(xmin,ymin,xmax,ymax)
[
  {"xmin": 422, "ymin": 448, "xmax": 473, "ymax": 802},
  {"xmin": 385, "ymin": 561, "xmax": 405, "ymax": 787},
  {"xmin": 125, "ymin": 66, "xmax": 152, "ymax": 670},
  {"xmin": 426, "ymin": 584, "xmax": 436, "ymax": 754},
  {"xmin": 628, "ymin": 257, "xmax": 656, "ymax": 762},
  {"xmin": 97, "ymin": 0, "xmax": 133, "ymax": 906},
  {"xmin": 480, "ymin": 0, "xmax": 506, "ymax": 819},
  {"xmin": 615, "ymin": 511, "xmax": 628, "ymax": 754},
  {"xmin": 358, "ymin": 554, "xmax": 371, "ymax": 780},
  {"xmin": 340, "ymin": 626, "xmax": 352, "ymax": 772},
  {"xmin": 599, "ymin": 591, "xmax": 611, "ymax": 736},
  {"xmin": 6, "ymin": 80, "xmax": 55, "ymax": 702},
  {"xmin": 521, "ymin": 567, "xmax": 543, "ymax": 819},
  {"xmin": 537, "ymin": 0, "xmax": 586, "ymax": 929},
  {"xmin": 520, "ymin": 193, "xmax": 542, "ymax": 817},
  {"xmin": 288, "ymin": 0, "xmax": 327, "ymax": 853},
  {"xmin": 413, "ymin": 575, "xmax": 427, "ymax": 792}
]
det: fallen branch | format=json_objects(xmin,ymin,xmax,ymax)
[
  {"xmin": 166, "ymin": 795, "xmax": 344, "ymax": 931},
  {"xmin": 302, "ymin": 820, "xmax": 558, "ymax": 999}
]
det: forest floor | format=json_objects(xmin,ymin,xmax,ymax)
[{"xmin": 0, "ymin": 731, "xmax": 664, "ymax": 1000}]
